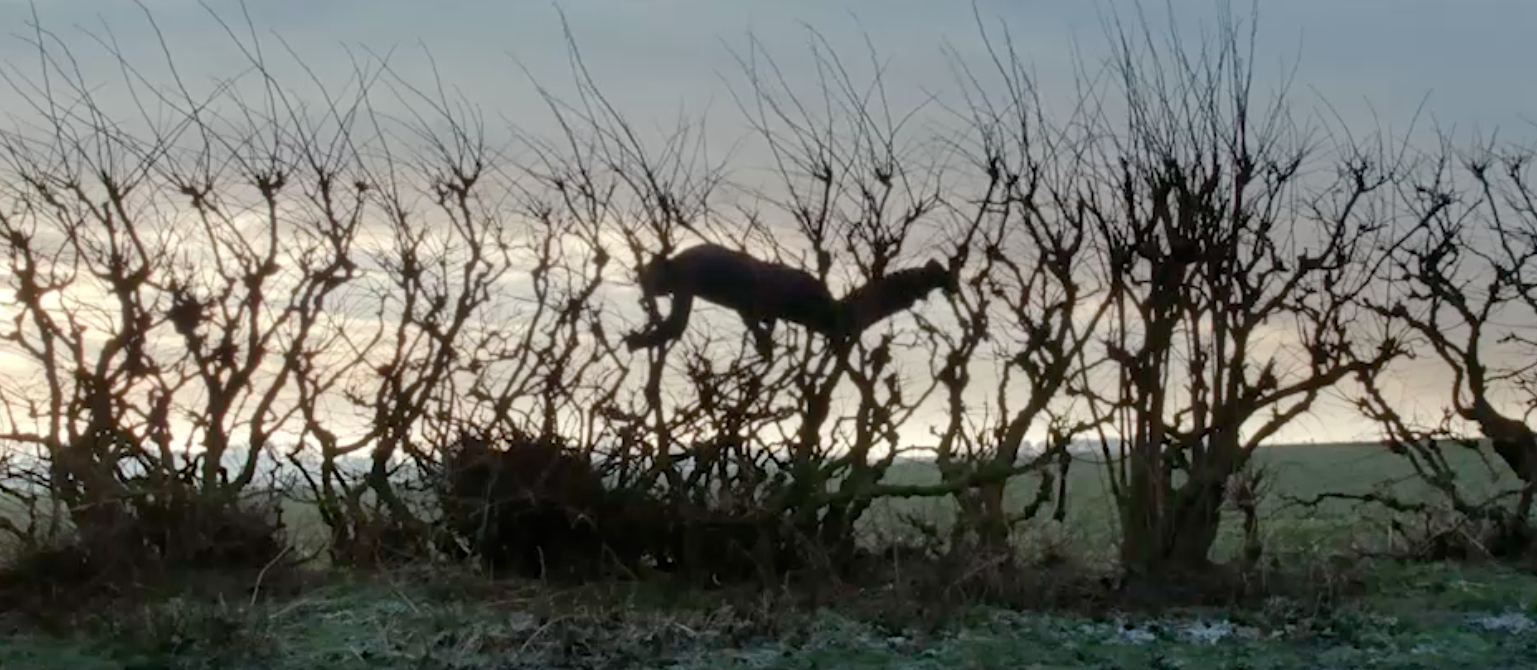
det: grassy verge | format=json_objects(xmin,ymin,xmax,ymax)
[{"xmin": 5, "ymin": 560, "xmax": 1537, "ymax": 669}]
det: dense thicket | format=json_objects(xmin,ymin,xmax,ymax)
[{"xmin": 0, "ymin": 3, "xmax": 1532, "ymax": 591}]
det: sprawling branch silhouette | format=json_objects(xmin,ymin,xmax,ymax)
[
  {"xmin": 1346, "ymin": 136, "xmax": 1537, "ymax": 556},
  {"xmin": 1056, "ymin": 5, "xmax": 1408, "ymax": 573}
]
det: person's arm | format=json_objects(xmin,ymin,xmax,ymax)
[{"xmin": 623, "ymin": 291, "xmax": 694, "ymax": 350}]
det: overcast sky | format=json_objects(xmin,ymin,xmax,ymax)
[
  {"xmin": 4, "ymin": 0, "xmax": 1532, "ymax": 140},
  {"xmin": 1, "ymin": 0, "xmax": 1534, "ymax": 446}
]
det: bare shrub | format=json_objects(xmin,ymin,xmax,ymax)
[
  {"xmin": 1055, "ymin": 5, "xmax": 1405, "ymax": 574},
  {"xmin": 0, "ymin": 8, "xmax": 322, "ymax": 580},
  {"xmin": 1343, "ymin": 132, "xmax": 1537, "ymax": 561}
]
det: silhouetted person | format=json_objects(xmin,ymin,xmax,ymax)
[{"xmin": 622, "ymin": 244, "xmax": 957, "ymax": 356}]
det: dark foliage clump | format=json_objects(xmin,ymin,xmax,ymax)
[
  {"xmin": 0, "ymin": 493, "xmax": 290, "ymax": 610},
  {"xmin": 331, "ymin": 511, "xmax": 437, "ymax": 569},
  {"xmin": 653, "ymin": 506, "xmax": 800, "ymax": 586},
  {"xmin": 1405, "ymin": 510, "xmax": 1536, "ymax": 564},
  {"xmin": 438, "ymin": 432, "xmax": 648, "ymax": 580},
  {"xmin": 436, "ymin": 431, "xmax": 805, "ymax": 585},
  {"xmin": 128, "ymin": 494, "xmax": 288, "ymax": 569}
]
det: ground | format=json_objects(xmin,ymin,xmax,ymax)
[
  {"xmin": 6, "ymin": 561, "xmax": 1537, "ymax": 669},
  {"xmin": 1, "ymin": 444, "xmax": 1530, "ymax": 669}
]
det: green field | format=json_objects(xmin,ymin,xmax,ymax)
[
  {"xmin": 3, "ymin": 442, "xmax": 1534, "ymax": 670},
  {"xmin": 865, "ymin": 442, "xmax": 1518, "ymax": 561}
]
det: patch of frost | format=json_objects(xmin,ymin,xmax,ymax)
[
  {"xmin": 1112, "ymin": 626, "xmax": 1158, "ymax": 645},
  {"xmin": 1179, "ymin": 620, "xmax": 1235, "ymax": 645},
  {"xmin": 1469, "ymin": 611, "xmax": 1535, "ymax": 633}
]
